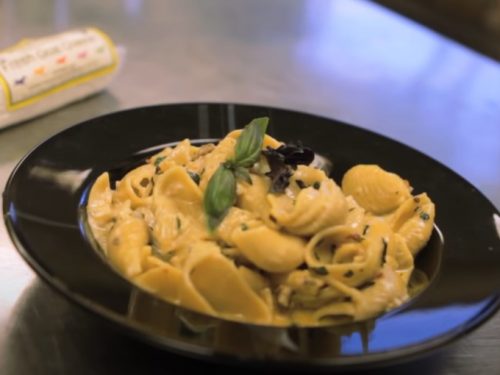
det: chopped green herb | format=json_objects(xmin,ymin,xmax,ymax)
[
  {"xmin": 313, "ymin": 250, "xmax": 320, "ymax": 260},
  {"xmin": 343, "ymin": 270, "xmax": 354, "ymax": 278},
  {"xmin": 295, "ymin": 179, "xmax": 306, "ymax": 189},
  {"xmin": 241, "ymin": 223, "xmax": 249, "ymax": 231},
  {"xmin": 220, "ymin": 247, "xmax": 235, "ymax": 259},
  {"xmin": 154, "ymin": 156, "xmax": 166, "ymax": 167},
  {"xmin": 357, "ymin": 281, "xmax": 375, "ymax": 290},
  {"xmin": 217, "ymin": 240, "xmax": 230, "ymax": 249},
  {"xmin": 132, "ymin": 185, "xmax": 141, "ymax": 197},
  {"xmin": 313, "ymin": 181, "xmax": 321, "ymax": 190},
  {"xmin": 381, "ymin": 239, "xmax": 388, "ymax": 265},
  {"xmin": 165, "ymin": 250, "xmax": 176, "ymax": 262},
  {"xmin": 420, "ymin": 212, "xmax": 430, "ymax": 221},
  {"xmin": 176, "ymin": 216, "xmax": 182, "ymax": 230},
  {"xmin": 311, "ymin": 266, "xmax": 329, "ymax": 276},
  {"xmin": 347, "ymin": 233, "xmax": 363, "ymax": 242},
  {"xmin": 187, "ymin": 171, "xmax": 200, "ymax": 185},
  {"xmin": 152, "ymin": 247, "xmax": 176, "ymax": 262}
]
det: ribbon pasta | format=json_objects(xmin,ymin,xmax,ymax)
[{"xmin": 87, "ymin": 129, "xmax": 435, "ymax": 326}]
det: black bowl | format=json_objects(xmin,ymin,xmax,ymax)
[{"xmin": 3, "ymin": 103, "xmax": 499, "ymax": 371}]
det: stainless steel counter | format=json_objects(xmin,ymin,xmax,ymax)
[{"xmin": 0, "ymin": 0, "xmax": 499, "ymax": 374}]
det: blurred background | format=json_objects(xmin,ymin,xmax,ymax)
[{"xmin": 2, "ymin": 0, "xmax": 500, "ymax": 60}]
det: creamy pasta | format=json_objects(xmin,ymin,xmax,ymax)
[{"xmin": 87, "ymin": 118, "xmax": 435, "ymax": 326}]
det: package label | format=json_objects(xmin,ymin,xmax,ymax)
[{"xmin": 0, "ymin": 28, "xmax": 118, "ymax": 111}]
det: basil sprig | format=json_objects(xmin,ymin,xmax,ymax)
[
  {"xmin": 233, "ymin": 117, "xmax": 269, "ymax": 167},
  {"xmin": 204, "ymin": 117, "xmax": 269, "ymax": 231}
]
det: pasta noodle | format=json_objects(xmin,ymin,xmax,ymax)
[{"xmin": 87, "ymin": 120, "xmax": 435, "ymax": 326}]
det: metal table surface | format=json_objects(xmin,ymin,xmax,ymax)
[{"xmin": 0, "ymin": 1, "xmax": 499, "ymax": 374}]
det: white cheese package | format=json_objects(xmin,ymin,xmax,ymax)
[{"xmin": 0, "ymin": 28, "xmax": 121, "ymax": 129}]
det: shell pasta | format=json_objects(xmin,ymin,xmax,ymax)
[{"xmin": 87, "ymin": 120, "xmax": 435, "ymax": 326}]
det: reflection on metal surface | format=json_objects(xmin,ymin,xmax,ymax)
[
  {"xmin": 299, "ymin": 0, "xmax": 440, "ymax": 78},
  {"xmin": 124, "ymin": 0, "xmax": 144, "ymax": 17},
  {"xmin": 126, "ymin": 288, "xmax": 375, "ymax": 359},
  {"xmin": 297, "ymin": 0, "xmax": 500, "ymax": 198},
  {"xmin": 373, "ymin": 0, "xmax": 500, "ymax": 61},
  {"xmin": 0, "ymin": 0, "xmax": 13, "ymax": 46},
  {"xmin": 54, "ymin": 0, "xmax": 69, "ymax": 30},
  {"xmin": 0, "ymin": 228, "xmax": 35, "ymax": 325},
  {"xmin": 0, "ymin": 162, "xmax": 35, "ymax": 326}
]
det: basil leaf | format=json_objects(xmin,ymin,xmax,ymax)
[
  {"xmin": 152, "ymin": 246, "xmax": 176, "ymax": 263},
  {"xmin": 204, "ymin": 164, "xmax": 236, "ymax": 231},
  {"xmin": 311, "ymin": 266, "xmax": 329, "ymax": 275},
  {"xmin": 233, "ymin": 117, "xmax": 269, "ymax": 168},
  {"xmin": 234, "ymin": 167, "xmax": 252, "ymax": 184},
  {"xmin": 154, "ymin": 156, "xmax": 166, "ymax": 167}
]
